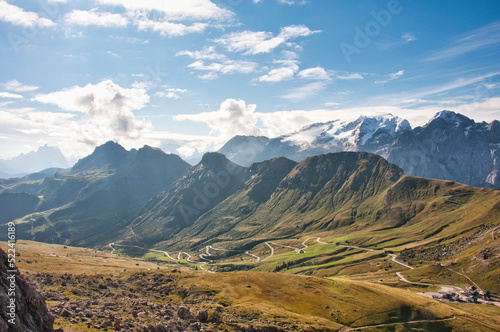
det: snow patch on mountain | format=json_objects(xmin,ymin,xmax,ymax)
[{"xmin": 281, "ymin": 114, "xmax": 411, "ymax": 151}]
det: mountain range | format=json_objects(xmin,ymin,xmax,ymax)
[
  {"xmin": 0, "ymin": 138, "xmax": 497, "ymax": 277},
  {"xmin": 0, "ymin": 145, "xmax": 71, "ymax": 178},
  {"xmin": 219, "ymin": 111, "xmax": 500, "ymax": 189}
]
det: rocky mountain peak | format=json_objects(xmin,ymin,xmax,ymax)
[
  {"xmin": 199, "ymin": 152, "xmax": 232, "ymax": 168},
  {"xmin": 427, "ymin": 110, "xmax": 474, "ymax": 127},
  {"xmin": 71, "ymin": 141, "xmax": 132, "ymax": 173}
]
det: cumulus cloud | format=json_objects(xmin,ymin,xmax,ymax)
[
  {"xmin": 175, "ymin": 99, "xmax": 263, "ymax": 139},
  {"xmin": 64, "ymin": 9, "xmax": 129, "ymax": 27},
  {"xmin": 215, "ymin": 24, "xmax": 321, "ymax": 55},
  {"xmin": 33, "ymin": 80, "xmax": 152, "ymax": 145},
  {"xmin": 0, "ymin": 1, "xmax": 56, "ymax": 28},
  {"xmin": 375, "ymin": 70, "xmax": 405, "ymax": 85},
  {"xmin": 3, "ymin": 80, "xmax": 39, "ymax": 92}
]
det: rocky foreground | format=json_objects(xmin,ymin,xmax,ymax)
[
  {"xmin": 28, "ymin": 270, "xmax": 290, "ymax": 332},
  {"xmin": 0, "ymin": 247, "xmax": 54, "ymax": 331}
]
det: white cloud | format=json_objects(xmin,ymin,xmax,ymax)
[
  {"xmin": 198, "ymin": 72, "xmax": 219, "ymax": 81},
  {"xmin": 215, "ymin": 24, "xmax": 321, "ymax": 55},
  {"xmin": 33, "ymin": 80, "xmax": 152, "ymax": 145},
  {"xmin": 335, "ymin": 72, "xmax": 364, "ymax": 80},
  {"xmin": 176, "ymin": 46, "xmax": 226, "ymax": 60},
  {"xmin": 453, "ymin": 96, "xmax": 500, "ymax": 124},
  {"xmin": 64, "ymin": 9, "xmax": 129, "ymax": 27},
  {"xmin": 187, "ymin": 59, "xmax": 259, "ymax": 79},
  {"xmin": 426, "ymin": 20, "xmax": 500, "ymax": 62},
  {"xmin": 96, "ymin": 0, "xmax": 233, "ymax": 21},
  {"xmin": 156, "ymin": 88, "xmax": 188, "ymax": 99},
  {"xmin": 59, "ymin": 0, "xmax": 235, "ymax": 37},
  {"xmin": 257, "ymin": 61, "xmax": 299, "ymax": 83},
  {"xmin": 281, "ymin": 81, "xmax": 329, "ymax": 102},
  {"xmin": 3, "ymin": 80, "xmax": 39, "ymax": 92},
  {"xmin": 298, "ymin": 67, "xmax": 330, "ymax": 80},
  {"xmin": 0, "ymin": 1, "xmax": 56, "ymax": 28},
  {"xmin": 375, "ymin": 70, "xmax": 405, "ymax": 85},
  {"xmin": 175, "ymin": 99, "xmax": 262, "ymax": 139},
  {"xmin": 0, "ymin": 92, "xmax": 23, "ymax": 99},
  {"xmin": 324, "ymin": 102, "xmax": 341, "ymax": 107},
  {"xmin": 133, "ymin": 17, "xmax": 207, "ymax": 37}
]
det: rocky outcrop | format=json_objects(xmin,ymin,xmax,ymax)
[{"xmin": 0, "ymin": 247, "xmax": 54, "ymax": 331}]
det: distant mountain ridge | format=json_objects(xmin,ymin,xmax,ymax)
[
  {"xmin": 218, "ymin": 111, "xmax": 500, "ymax": 189},
  {"xmin": 0, "ymin": 145, "xmax": 71, "ymax": 178}
]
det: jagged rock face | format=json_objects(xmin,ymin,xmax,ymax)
[
  {"xmin": 387, "ymin": 111, "xmax": 500, "ymax": 188},
  {"xmin": 0, "ymin": 248, "xmax": 54, "ymax": 331}
]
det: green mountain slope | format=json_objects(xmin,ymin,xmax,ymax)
[{"xmin": 128, "ymin": 152, "xmax": 498, "ymax": 255}]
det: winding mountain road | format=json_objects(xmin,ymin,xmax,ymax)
[
  {"xmin": 342, "ymin": 316, "xmax": 456, "ymax": 331},
  {"xmin": 337, "ymin": 244, "xmax": 468, "ymax": 294}
]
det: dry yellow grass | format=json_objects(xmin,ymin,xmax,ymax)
[{"xmin": 1, "ymin": 240, "xmax": 175, "ymax": 274}]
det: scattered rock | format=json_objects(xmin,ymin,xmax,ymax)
[{"xmin": 177, "ymin": 306, "xmax": 191, "ymax": 320}]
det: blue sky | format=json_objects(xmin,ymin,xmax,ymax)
[{"xmin": 0, "ymin": 0, "xmax": 499, "ymax": 162}]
